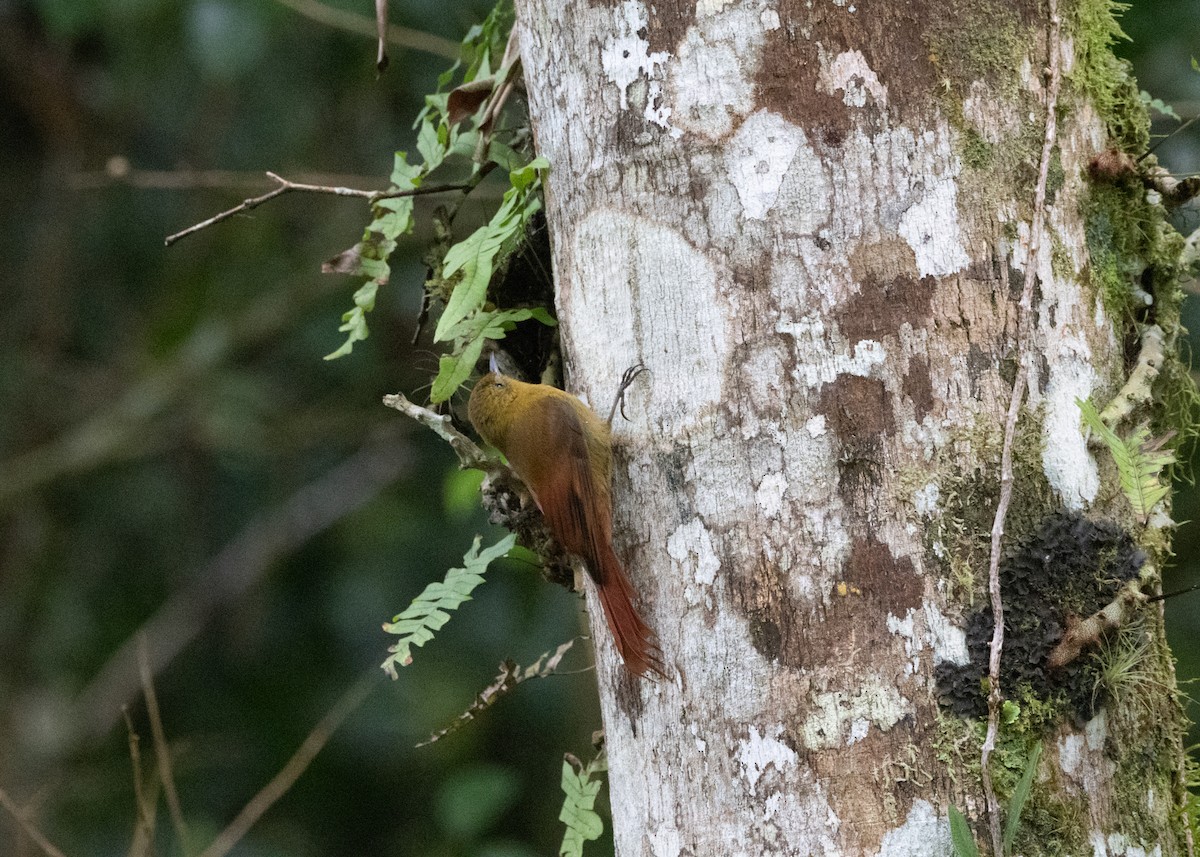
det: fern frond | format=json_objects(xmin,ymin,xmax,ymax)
[
  {"xmin": 381, "ymin": 532, "xmax": 516, "ymax": 677},
  {"xmin": 559, "ymin": 746, "xmax": 608, "ymax": 857},
  {"xmin": 1077, "ymin": 398, "xmax": 1174, "ymax": 524}
]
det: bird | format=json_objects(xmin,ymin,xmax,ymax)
[{"xmin": 467, "ymin": 360, "xmax": 664, "ymax": 678}]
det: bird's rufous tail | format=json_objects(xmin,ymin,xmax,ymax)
[{"xmin": 592, "ymin": 542, "xmax": 665, "ymax": 678}]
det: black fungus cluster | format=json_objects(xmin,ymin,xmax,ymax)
[{"xmin": 935, "ymin": 510, "xmax": 1145, "ymax": 724}]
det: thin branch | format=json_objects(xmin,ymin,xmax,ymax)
[
  {"xmin": 69, "ymin": 158, "xmax": 384, "ymax": 193},
  {"xmin": 1046, "ymin": 563, "xmax": 1157, "ymax": 669},
  {"xmin": 137, "ymin": 637, "xmax": 189, "ymax": 852},
  {"xmin": 1095, "ymin": 325, "xmax": 1165, "ymax": 434},
  {"xmin": 0, "ymin": 787, "xmax": 69, "ymax": 857},
  {"xmin": 382, "ymin": 392, "xmax": 495, "ymax": 471},
  {"xmin": 163, "ymin": 172, "xmax": 469, "ymax": 247},
  {"xmin": 416, "ymin": 639, "xmax": 579, "ymax": 747},
  {"xmin": 194, "ymin": 672, "xmax": 378, "ymax": 857},
  {"xmin": 271, "ymin": 0, "xmax": 459, "ymax": 59},
  {"xmin": 121, "ymin": 709, "xmax": 158, "ymax": 857},
  {"xmin": 76, "ymin": 429, "xmax": 412, "ymax": 739},
  {"xmin": 981, "ymin": 4, "xmax": 1061, "ymax": 855}
]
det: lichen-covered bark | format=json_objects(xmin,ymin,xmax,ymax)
[{"xmin": 515, "ymin": 0, "xmax": 1191, "ymax": 854}]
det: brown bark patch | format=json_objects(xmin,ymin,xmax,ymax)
[
  {"xmin": 755, "ymin": 1, "xmax": 942, "ymax": 136},
  {"xmin": 847, "ymin": 237, "xmax": 920, "ymax": 284},
  {"xmin": 836, "ymin": 274, "xmax": 936, "ymax": 344},
  {"xmin": 737, "ymin": 555, "xmax": 808, "ymax": 668},
  {"xmin": 643, "ymin": 1, "xmax": 696, "ymax": 57},
  {"xmin": 903, "ymin": 356, "xmax": 935, "ymax": 422},
  {"xmin": 818, "ymin": 374, "xmax": 894, "ymax": 446},
  {"xmin": 843, "ymin": 535, "xmax": 921, "ymax": 613}
]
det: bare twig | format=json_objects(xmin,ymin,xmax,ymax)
[
  {"xmin": 76, "ymin": 428, "xmax": 411, "ymax": 739},
  {"xmin": 121, "ymin": 708, "xmax": 158, "ymax": 857},
  {"xmin": 137, "ymin": 637, "xmax": 189, "ymax": 852},
  {"xmin": 271, "ymin": 0, "xmax": 459, "ymax": 59},
  {"xmin": 374, "ymin": 0, "xmax": 389, "ymax": 72},
  {"xmin": 69, "ymin": 158, "xmax": 383, "ymax": 193},
  {"xmin": 194, "ymin": 672, "xmax": 378, "ymax": 857},
  {"xmin": 981, "ymin": 4, "xmax": 1061, "ymax": 854},
  {"xmin": 0, "ymin": 787, "xmax": 69, "ymax": 857},
  {"xmin": 417, "ymin": 639, "xmax": 579, "ymax": 747},
  {"xmin": 382, "ymin": 392, "xmax": 495, "ymax": 471},
  {"xmin": 163, "ymin": 172, "xmax": 469, "ymax": 247}
]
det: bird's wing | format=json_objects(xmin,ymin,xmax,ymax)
[{"xmin": 508, "ymin": 395, "xmax": 612, "ymax": 573}]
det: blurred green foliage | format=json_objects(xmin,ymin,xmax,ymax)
[
  {"xmin": 1, "ymin": 1, "xmax": 1199, "ymax": 856},
  {"xmin": 0, "ymin": 0, "xmax": 604, "ymax": 855}
]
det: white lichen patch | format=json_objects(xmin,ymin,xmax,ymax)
[
  {"xmin": 736, "ymin": 724, "xmax": 797, "ymax": 796},
  {"xmin": 755, "ymin": 471, "xmax": 788, "ymax": 518},
  {"xmin": 912, "ymin": 482, "xmax": 939, "ymax": 515},
  {"xmin": 805, "ymin": 415, "xmax": 827, "ymax": 437},
  {"xmin": 776, "ymin": 316, "xmax": 888, "ymax": 387},
  {"xmin": 886, "ymin": 603, "xmax": 968, "ymax": 673},
  {"xmin": 923, "ymin": 603, "xmax": 970, "ymax": 665},
  {"xmin": 1058, "ymin": 710, "xmax": 1113, "ymax": 794},
  {"xmin": 1038, "ymin": 339, "xmax": 1100, "ymax": 509},
  {"xmin": 648, "ymin": 826, "xmax": 682, "ymax": 857},
  {"xmin": 873, "ymin": 800, "xmax": 951, "ymax": 857},
  {"xmin": 1088, "ymin": 831, "xmax": 1164, "ymax": 857},
  {"xmin": 962, "ymin": 80, "xmax": 1023, "ymax": 145},
  {"xmin": 724, "ymin": 110, "xmax": 806, "ymax": 220},
  {"xmin": 818, "ymin": 48, "xmax": 888, "ymax": 108},
  {"xmin": 799, "ymin": 676, "xmax": 910, "ymax": 750},
  {"xmin": 665, "ymin": 2, "xmax": 777, "ymax": 139},
  {"xmin": 571, "ymin": 211, "xmax": 730, "ymax": 438},
  {"xmin": 667, "ymin": 518, "xmax": 721, "ymax": 607},
  {"xmin": 600, "ymin": 0, "xmax": 670, "ymax": 112},
  {"xmin": 898, "ymin": 177, "xmax": 971, "ymax": 277}
]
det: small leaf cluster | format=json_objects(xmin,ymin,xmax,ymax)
[
  {"xmin": 380, "ymin": 532, "xmax": 515, "ymax": 678},
  {"xmin": 326, "ymin": 0, "xmax": 556, "ymax": 389},
  {"xmin": 430, "ymin": 157, "xmax": 555, "ymax": 401}
]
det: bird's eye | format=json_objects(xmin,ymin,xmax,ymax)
[{"xmin": 494, "ymin": 381, "xmax": 505, "ymax": 388}]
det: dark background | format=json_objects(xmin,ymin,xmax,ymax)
[{"xmin": 0, "ymin": 2, "xmax": 1197, "ymax": 856}]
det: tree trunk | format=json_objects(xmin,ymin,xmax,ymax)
[{"xmin": 516, "ymin": 1, "xmax": 1193, "ymax": 854}]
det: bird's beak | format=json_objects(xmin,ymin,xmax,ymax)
[{"xmin": 489, "ymin": 352, "xmax": 499, "ymax": 374}]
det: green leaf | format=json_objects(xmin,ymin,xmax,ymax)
[
  {"xmin": 558, "ymin": 751, "xmax": 607, "ymax": 857},
  {"xmin": 417, "ymin": 118, "xmax": 447, "ymax": 172},
  {"xmin": 509, "ymin": 156, "xmax": 549, "ymax": 191},
  {"xmin": 1003, "ymin": 741, "xmax": 1043, "ymax": 854},
  {"xmin": 430, "ymin": 332, "xmax": 486, "ymax": 403},
  {"xmin": 324, "ymin": 280, "xmax": 380, "ymax": 360},
  {"xmin": 434, "ymin": 186, "xmax": 526, "ymax": 342},
  {"xmin": 487, "ymin": 140, "xmax": 525, "ymax": 172},
  {"xmin": 948, "ymin": 805, "xmax": 980, "ymax": 857},
  {"xmin": 391, "ymin": 151, "xmax": 422, "ymax": 188},
  {"xmin": 436, "ymin": 226, "xmax": 496, "ymax": 342},
  {"xmin": 380, "ymin": 533, "xmax": 516, "ymax": 677}
]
